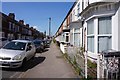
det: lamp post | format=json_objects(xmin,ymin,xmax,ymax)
[{"xmin": 49, "ymin": 17, "xmax": 51, "ymax": 37}]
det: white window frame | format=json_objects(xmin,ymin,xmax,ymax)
[
  {"xmin": 98, "ymin": 16, "xmax": 112, "ymax": 53},
  {"xmin": 74, "ymin": 28, "xmax": 80, "ymax": 47},
  {"xmin": 87, "ymin": 19, "xmax": 94, "ymax": 53}
]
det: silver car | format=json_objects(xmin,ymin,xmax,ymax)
[{"xmin": 0, "ymin": 40, "xmax": 36, "ymax": 68}]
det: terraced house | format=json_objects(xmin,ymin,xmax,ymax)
[
  {"xmin": 55, "ymin": 0, "xmax": 120, "ymax": 62},
  {"xmin": 0, "ymin": 12, "xmax": 44, "ymax": 40}
]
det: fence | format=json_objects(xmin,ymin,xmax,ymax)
[
  {"xmin": 98, "ymin": 50, "xmax": 120, "ymax": 79},
  {"xmin": 66, "ymin": 46, "xmax": 97, "ymax": 78},
  {"xmin": 66, "ymin": 46, "xmax": 120, "ymax": 79},
  {"xmin": 67, "ymin": 46, "xmax": 85, "ymax": 77}
]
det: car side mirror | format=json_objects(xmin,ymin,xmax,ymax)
[{"xmin": 26, "ymin": 46, "xmax": 32, "ymax": 51}]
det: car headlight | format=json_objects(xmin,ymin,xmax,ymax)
[{"xmin": 12, "ymin": 54, "xmax": 23, "ymax": 60}]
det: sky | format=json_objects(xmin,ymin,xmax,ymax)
[{"xmin": 2, "ymin": 2, "xmax": 74, "ymax": 35}]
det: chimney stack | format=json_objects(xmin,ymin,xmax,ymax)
[
  {"xmin": 19, "ymin": 20, "xmax": 24, "ymax": 25},
  {"xmin": 8, "ymin": 13, "xmax": 15, "ymax": 20},
  {"xmin": 30, "ymin": 27, "xmax": 33, "ymax": 29},
  {"xmin": 26, "ymin": 24, "xmax": 29, "ymax": 28}
]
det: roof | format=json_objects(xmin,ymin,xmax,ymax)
[
  {"xmin": 55, "ymin": 0, "xmax": 77, "ymax": 36},
  {"xmin": 79, "ymin": 2, "xmax": 113, "ymax": 16},
  {"xmin": 12, "ymin": 40, "xmax": 32, "ymax": 43}
]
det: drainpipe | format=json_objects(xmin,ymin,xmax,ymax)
[{"xmin": 85, "ymin": 51, "xmax": 87, "ymax": 78}]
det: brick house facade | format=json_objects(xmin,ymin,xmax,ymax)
[{"xmin": 1, "ymin": 12, "xmax": 44, "ymax": 40}]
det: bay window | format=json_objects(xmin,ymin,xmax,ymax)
[
  {"xmin": 98, "ymin": 17, "xmax": 111, "ymax": 34},
  {"xmin": 87, "ymin": 36, "xmax": 94, "ymax": 52},
  {"xmin": 74, "ymin": 28, "xmax": 80, "ymax": 47},
  {"xmin": 70, "ymin": 32, "xmax": 73, "ymax": 45},
  {"xmin": 87, "ymin": 19, "xmax": 94, "ymax": 53},
  {"xmin": 98, "ymin": 36, "xmax": 111, "ymax": 52},
  {"xmin": 87, "ymin": 19, "xmax": 94, "ymax": 35},
  {"xmin": 98, "ymin": 16, "xmax": 112, "ymax": 52}
]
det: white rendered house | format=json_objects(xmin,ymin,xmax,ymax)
[
  {"xmin": 81, "ymin": 1, "xmax": 120, "ymax": 61},
  {"xmin": 55, "ymin": 0, "xmax": 120, "ymax": 60}
]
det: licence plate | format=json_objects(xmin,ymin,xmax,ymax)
[
  {"xmin": 0, "ymin": 61, "xmax": 9, "ymax": 64},
  {"xmin": 0, "ymin": 61, "xmax": 3, "ymax": 64}
]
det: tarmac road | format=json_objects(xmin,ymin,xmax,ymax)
[
  {"xmin": 1, "ymin": 42, "xmax": 78, "ymax": 78},
  {"xmin": 1, "ymin": 50, "xmax": 47, "ymax": 78}
]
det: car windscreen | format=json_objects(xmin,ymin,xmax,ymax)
[
  {"xmin": 33, "ymin": 41, "xmax": 42, "ymax": 46},
  {"xmin": 33, "ymin": 41, "xmax": 42, "ymax": 45},
  {"xmin": 2, "ymin": 41, "xmax": 26, "ymax": 50}
]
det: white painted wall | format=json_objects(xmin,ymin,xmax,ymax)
[
  {"xmin": 83, "ymin": 6, "xmax": 119, "ymax": 61},
  {"xmin": 80, "ymin": 0, "xmax": 83, "ymax": 13},
  {"xmin": 94, "ymin": 18, "xmax": 98, "ymax": 59},
  {"xmin": 55, "ymin": 34, "xmax": 62, "ymax": 42},
  {"xmin": 60, "ymin": 43, "xmax": 65, "ymax": 53},
  {"xmin": 72, "ymin": 8, "xmax": 77, "ymax": 22},
  {"xmin": 118, "ymin": 5, "xmax": 120, "ymax": 51},
  {"xmin": 112, "ymin": 4, "xmax": 120, "ymax": 51},
  {"xmin": 83, "ymin": 0, "xmax": 89, "ymax": 9},
  {"xmin": 89, "ymin": 0, "xmax": 120, "ymax": 4},
  {"xmin": 71, "ymin": 0, "xmax": 81, "ymax": 22},
  {"xmin": 112, "ymin": 11, "xmax": 119, "ymax": 51},
  {"xmin": 56, "ymin": 0, "xmax": 120, "ymax": 61},
  {"xmin": 89, "ymin": 0, "xmax": 107, "ymax": 4},
  {"xmin": 83, "ymin": 0, "xmax": 120, "ymax": 9}
]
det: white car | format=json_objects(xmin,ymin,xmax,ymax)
[{"xmin": 0, "ymin": 40, "xmax": 36, "ymax": 68}]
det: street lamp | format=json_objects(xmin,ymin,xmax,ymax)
[{"xmin": 49, "ymin": 17, "xmax": 51, "ymax": 37}]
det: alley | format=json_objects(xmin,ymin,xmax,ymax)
[{"xmin": 19, "ymin": 42, "xmax": 78, "ymax": 78}]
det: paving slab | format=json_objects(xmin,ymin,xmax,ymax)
[{"xmin": 19, "ymin": 42, "xmax": 78, "ymax": 78}]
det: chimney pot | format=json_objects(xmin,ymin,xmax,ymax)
[
  {"xmin": 26, "ymin": 24, "xmax": 29, "ymax": 28},
  {"xmin": 8, "ymin": 13, "xmax": 15, "ymax": 19},
  {"xmin": 19, "ymin": 20, "xmax": 24, "ymax": 25}
]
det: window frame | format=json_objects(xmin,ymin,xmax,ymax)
[
  {"xmin": 87, "ymin": 19, "xmax": 94, "ymax": 53},
  {"xmin": 98, "ymin": 16, "xmax": 112, "ymax": 53}
]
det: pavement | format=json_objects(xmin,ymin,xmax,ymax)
[{"xmin": 19, "ymin": 42, "xmax": 78, "ymax": 78}]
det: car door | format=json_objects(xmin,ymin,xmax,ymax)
[
  {"xmin": 40, "ymin": 42, "xmax": 44, "ymax": 50},
  {"xmin": 31, "ymin": 42, "xmax": 36, "ymax": 56},
  {"xmin": 26, "ymin": 43, "xmax": 33, "ymax": 60}
]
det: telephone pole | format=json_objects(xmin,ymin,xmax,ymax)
[{"xmin": 49, "ymin": 17, "xmax": 51, "ymax": 37}]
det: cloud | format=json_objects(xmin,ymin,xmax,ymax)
[{"xmin": 33, "ymin": 26, "xmax": 40, "ymax": 31}]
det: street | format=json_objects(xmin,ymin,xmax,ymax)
[
  {"xmin": 1, "ymin": 42, "xmax": 78, "ymax": 78},
  {"xmin": 1, "ymin": 1, "xmax": 120, "ymax": 79},
  {"xmin": 2, "ymin": 51, "xmax": 46, "ymax": 78}
]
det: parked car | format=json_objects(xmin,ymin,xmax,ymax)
[
  {"xmin": 42, "ymin": 40, "xmax": 50, "ymax": 48},
  {"xmin": 0, "ymin": 40, "xmax": 36, "ymax": 68},
  {"xmin": 33, "ymin": 40, "xmax": 44, "ymax": 53},
  {"xmin": 0, "ymin": 37, "xmax": 9, "ymax": 48}
]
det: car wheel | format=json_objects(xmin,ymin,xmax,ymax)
[
  {"xmin": 21, "ymin": 58, "xmax": 26, "ymax": 68},
  {"xmin": 32, "ymin": 53, "xmax": 36, "ymax": 59},
  {"xmin": 42, "ymin": 48, "xmax": 44, "ymax": 52}
]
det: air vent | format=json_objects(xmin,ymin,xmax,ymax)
[{"xmin": 0, "ymin": 57, "xmax": 11, "ymax": 60}]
